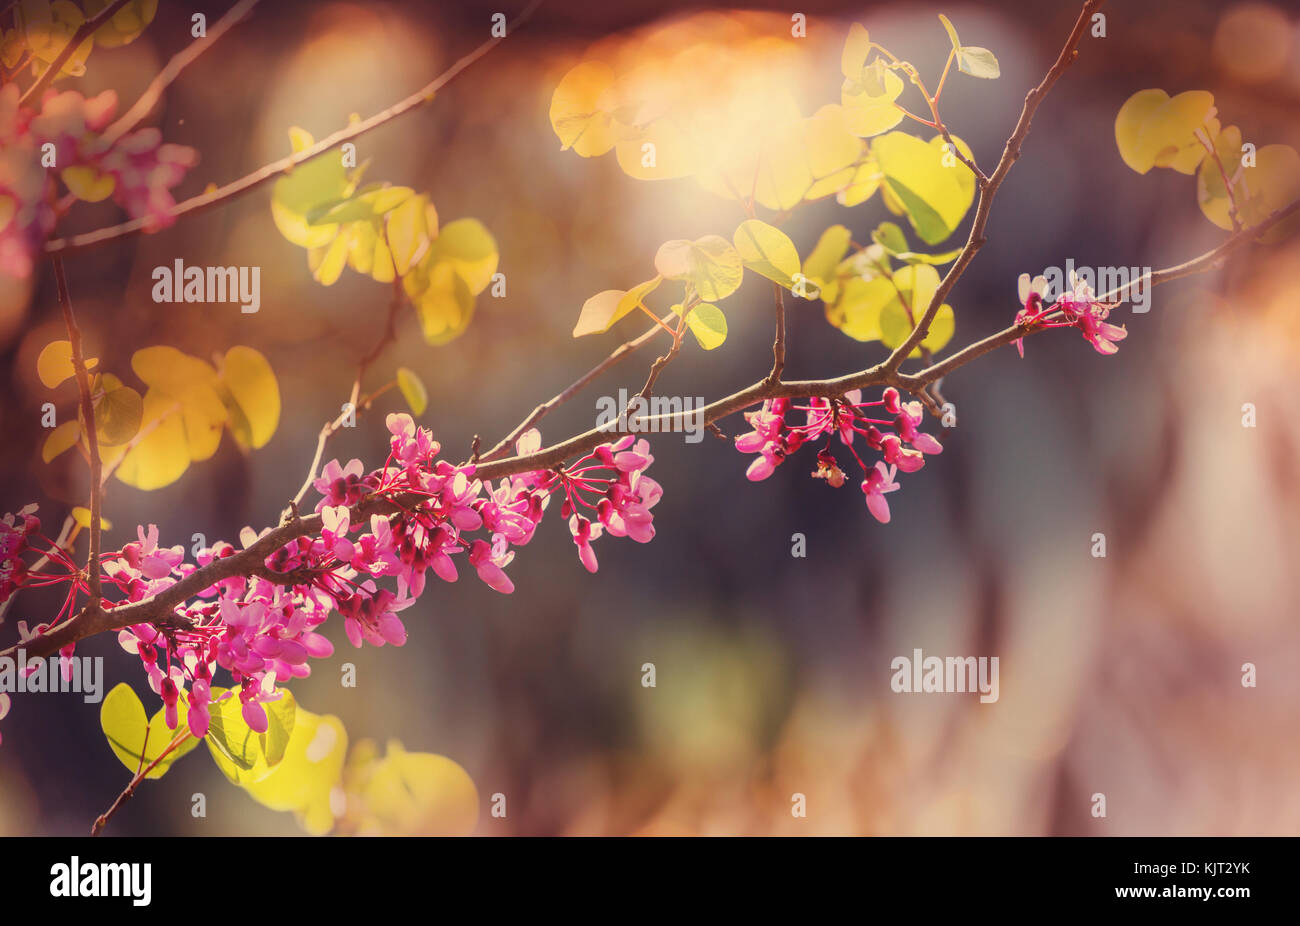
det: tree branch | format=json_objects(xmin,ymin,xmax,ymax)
[
  {"xmin": 100, "ymin": 0, "xmax": 262, "ymax": 147},
  {"xmin": 883, "ymin": 0, "xmax": 1105, "ymax": 371},
  {"xmin": 43, "ymin": 0, "xmax": 545, "ymax": 256},
  {"xmin": 8, "ymin": 198, "xmax": 1290, "ymax": 665}
]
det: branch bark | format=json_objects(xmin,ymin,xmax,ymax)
[{"xmin": 884, "ymin": 0, "xmax": 1106, "ymax": 371}]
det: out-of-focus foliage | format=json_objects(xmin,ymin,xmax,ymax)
[
  {"xmin": 1116, "ymin": 88, "xmax": 1300, "ymax": 238},
  {"xmin": 37, "ymin": 341, "xmax": 281, "ymax": 490},
  {"xmin": 557, "ymin": 19, "xmax": 981, "ymax": 353},
  {"xmin": 271, "ymin": 128, "xmax": 499, "ymax": 347}
]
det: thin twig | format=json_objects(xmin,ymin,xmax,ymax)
[
  {"xmin": 100, "ymin": 0, "xmax": 262, "ymax": 147},
  {"xmin": 884, "ymin": 0, "xmax": 1105, "ymax": 371},
  {"xmin": 43, "ymin": 0, "xmax": 545, "ymax": 256},
  {"xmin": 91, "ymin": 726, "xmax": 191, "ymax": 836},
  {"xmin": 478, "ymin": 308, "xmax": 677, "ymax": 462},
  {"xmin": 766, "ymin": 282, "xmax": 786, "ymax": 385},
  {"xmin": 53, "ymin": 258, "xmax": 103, "ymax": 606}
]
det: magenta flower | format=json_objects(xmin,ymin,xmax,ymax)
[{"xmin": 861, "ymin": 462, "xmax": 901, "ymax": 523}]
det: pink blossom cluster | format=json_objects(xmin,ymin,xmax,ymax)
[
  {"xmin": 733, "ymin": 387, "xmax": 943, "ymax": 523},
  {"xmin": 0, "ymin": 85, "xmax": 197, "ymax": 277},
  {"xmin": 1014, "ymin": 271, "xmax": 1127, "ymax": 356},
  {"xmin": 1, "ymin": 415, "xmax": 661, "ymax": 745}
]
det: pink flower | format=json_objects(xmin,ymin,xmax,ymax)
[
  {"xmin": 569, "ymin": 515, "xmax": 602, "ymax": 573},
  {"xmin": 468, "ymin": 538, "xmax": 515, "ymax": 594},
  {"xmin": 861, "ymin": 462, "xmax": 901, "ymax": 523}
]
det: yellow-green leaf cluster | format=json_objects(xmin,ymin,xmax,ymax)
[
  {"xmin": 272, "ymin": 128, "xmax": 499, "ymax": 346},
  {"xmin": 37, "ymin": 344, "xmax": 280, "ymax": 490}
]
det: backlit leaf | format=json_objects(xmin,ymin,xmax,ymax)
[
  {"xmin": 733, "ymin": 220, "xmax": 800, "ymax": 288},
  {"xmin": 673, "ymin": 302, "xmax": 728, "ymax": 350},
  {"xmin": 655, "ymin": 235, "xmax": 743, "ymax": 301},
  {"xmin": 218, "ymin": 346, "xmax": 280, "ymax": 450},
  {"xmin": 396, "ymin": 367, "xmax": 428, "ymax": 416}
]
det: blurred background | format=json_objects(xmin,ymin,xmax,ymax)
[{"xmin": 2, "ymin": 0, "xmax": 1299, "ymax": 835}]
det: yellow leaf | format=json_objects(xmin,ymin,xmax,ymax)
[
  {"xmin": 1115, "ymin": 89, "xmax": 1216, "ymax": 175},
  {"xmin": 70, "ymin": 506, "xmax": 111, "ymax": 530},
  {"xmin": 344, "ymin": 740, "xmax": 478, "ymax": 836},
  {"xmin": 42, "ymin": 420, "xmax": 79, "ymax": 462},
  {"xmin": 410, "ymin": 261, "xmax": 476, "ymax": 346},
  {"xmin": 573, "ymin": 277, "xmax": 661, "ymax": 337},
  {"xmin": 396, "ymin": 367, "xmax": 428, "ymax": 416},
  {"xmin": 841, "ymin": 69, "xmax": 905, "ymax": 138},
  {"xmin": 872, "ymin": 132, "xmax": 976, "ymax": 245},
  {"xmin": 429, "ymin": 218, "xmax": 498, "ymax": 295},
  {"xmin": 733, "ymin": 219, "xmax": 800, "ymax": 287},
  {"xmin": 654, "ymin": 236, "xmax": 743, "ymax": 301},
  {"xmin": 550, "ymin": 61, "xmax": 619, "ymax": 157},
  {"xmin": 218, "ymin": 346, "xmax": 280, "ymax": 450},
  {"xmin": 241, "ymin": 707, "xmax": 348, "ymax": 836},
  {"xmin": 271, "ymin": 127, "xmax": 350, "ymax": 249},
  {"xmin": 114, "ymin": 390, "xmax": 188, "ymax": 490},
  {"xmin": 37, "ymin": 340, "xmax": 97, "ymax": 389},
  {"xmin": 386, "ymin": 194, "xmax": 433, "ymax": 276},
  {"xmin": 673, "ymin": 302, "xmax": 728, "ymax": 350},
  {"xmin": 826, "ymin": 275, "xmax": 896, "ymax": 342}
]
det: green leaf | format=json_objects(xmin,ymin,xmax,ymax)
[
  {"xmin": 872, "ymin": 221, "xmax": 909, "ymax": 255},
  {"xmin": 825, "ymin": 275, "xmax": 897, "ymax": 342},
  {"xmin": 100, "ymin": 683, "xmax": 198, "ymax": 780},
  {"xmin": 271, "ymin": 127, "xmax": 352, "ymax": 249},
  {"xmin": 872, "ymin": 132, "xmax": 976, "ymax": 245},
  {"xmin": 878, "ymin": 265, "xmax": 955, "ymax": 356},
  {"xmin": 396, "ymin": 367, "xmax": 428, "ymax": 416},
  {"xmin": 733, "ymin": 220, "xmax": 800, "ymax": 288},
  {"xmin": 654, "ymin": 235, "xmax": 743, "ymax": 302},
  {"xmin": 205, "ymin": 687, "xmax": 297, "ymax": 785},
  {"xmin": 93, "ymin": 376, "xmax": 143, "ymax": 447},
  {"xmin": 673, "ymin": 302, "xmax": 728, "ymax": 350},
  {"xmin": 306, "ymin": 184, "xmax": 414, "ymax": 226}
]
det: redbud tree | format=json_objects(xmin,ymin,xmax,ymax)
[{"xmin": 0, "ymin": 0, "xmax": 1296, "ymax": 835}]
